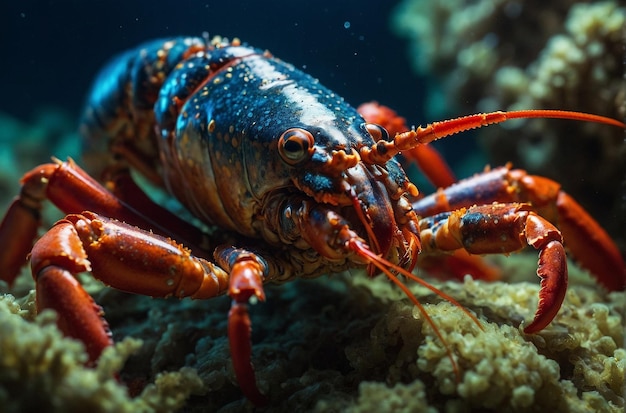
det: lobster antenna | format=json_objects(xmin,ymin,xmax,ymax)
[{"xmin": 359, "ymin": 109, "xmax": 625, "ymax": 164}]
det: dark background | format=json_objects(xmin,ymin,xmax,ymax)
[{"xmin": 1, "ymin": 1, "xmax": 427, "ymax": 124}]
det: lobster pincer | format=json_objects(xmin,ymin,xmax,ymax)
[
  {"xmin": 417, "ymin": 203, "xmax": 568, "ymax": 333},
  {"xmin": 412, "ymin": 165, "xmax": 625, "ymax": 291}
]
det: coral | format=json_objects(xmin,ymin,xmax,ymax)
[
  {"xmin": 391, "ymin": 0, "xmax": 625, "ymax": 248},
  {"xmin": 1, "ymin": 253, "xmax": 624, "ymax": 412},
  {"xmin": 344, "ymin": 380, "xmax": 437, "ymax": 413},
  {"xmin": 340, "ymin": 259, "xmax": 625, "ymax": 413},
  {"xmin": 0, "ymin": 293, "xmax": 205, "ymax": 413}
]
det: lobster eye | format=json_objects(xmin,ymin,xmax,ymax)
[
  {"xmin": 364, "ymin": 123, "xmax": 389, "ymax": 142},
  {"xmin": 278, "ymin": 128, "xmax": 314, "ymax": 165}
]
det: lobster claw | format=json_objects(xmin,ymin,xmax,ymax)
[
  {"xmin": 409, "ymin": 163, "xmax": 625, "ymax": 337},
  {"xmin": 522, "ymin": 221, "xmax": 568, "ymax": 334},
  {"xmin": 417, "ymin": 203, "xmax": 572, "ymax": 333}
]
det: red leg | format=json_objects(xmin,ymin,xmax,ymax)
[
  {"xmin": 220, "ymin": 249, "xmax": 269, "ymax": 406},
  {"xmin": 0, "ymin": 159, "xmax": 217, "ymax": 285},
  {"xmin": 419, "ymin": 203, "xmax": 568, "ymax": 333},
  {"xmin": 28, "ymin": 213, "xmax": 232, "ymax": 363},
  {"xmin": 0, "ymin": 197, "xmax": 40, "ymax": 285}
]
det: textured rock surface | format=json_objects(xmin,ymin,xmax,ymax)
[{"xmin": 2, "ymin": 254, "xmax": 624, "ymax": 412}]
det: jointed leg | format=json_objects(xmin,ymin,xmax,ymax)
[
  {"xmin": 0, "ymin": 159, "xmax": 271, "ymax": 404},
  {"xmin": 413, "ymin": 166, "xmax": 625, "ymax": 291},
  {"xmin": 419, "ymin": 203, "xmax": 567, "ymax": 333}
]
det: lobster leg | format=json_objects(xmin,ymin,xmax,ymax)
[
  {"xmin": 0, "ymin": 159, "xmax": 272, "ymax": 404},
  {"xmin": 216, "ymin": 247, "xmax": 269, "ymax": 407},
  {"xmin": 0, "ymin": 159, "xmax": 215, "ymax": 285},
  {"xmin": 0, "ymin": 195, "xmax": 40, "ymax": 285},
  {"xmin": 419, "ymin": 203, "xmax": 567, "ymax": 333},
  {"xmin": 413, "ymin": 166, "xmax": 626, "ymax": 291},
  {"xmin": 28, "ymin": 212, "xmax": 231, "ymax": 363}
]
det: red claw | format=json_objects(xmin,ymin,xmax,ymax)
[
  {"xmin": 413, "ymin": 165, "xmax": 625, "ymax": 325},
  {"xmin": 418, "ymin": 203, "xmax": 570, "ymax": 333},
  {"xmin": 523, "ymin": 240, "xmax": 568, "ymax": 333},
  {"xmin": 36, "ymin": 266, "xmax": 113, "ymax": 363}
]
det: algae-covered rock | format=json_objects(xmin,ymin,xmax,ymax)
[
  {"xmin": 2, "ymin": 253, "xmax": 624, "ymax": 412},
  {"xmin": 0, "ymin": 292, "xmax": 205, "ymax": 413}
]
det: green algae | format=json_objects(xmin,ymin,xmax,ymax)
[{"xmin": 1, "ymin": 253, "xmax": 623, "ymax": 412}]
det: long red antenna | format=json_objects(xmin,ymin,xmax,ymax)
[{"xmin": 359, "ymin": 109, "xmax": 625, "ymax": 164}]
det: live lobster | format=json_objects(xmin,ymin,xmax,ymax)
[{"xmin": 0, "ymin": 35, "xmax": 623, "ymax": 406}]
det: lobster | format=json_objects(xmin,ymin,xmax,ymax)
[{"xmin": 0, "ymin": 35, "xmax": 624, "ymax": 406}]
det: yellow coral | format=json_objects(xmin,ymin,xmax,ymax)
[
  {"xmin": 1, "ymin": 254, "xmax": 623, "ymax": 411},
  {"xmin": 343, "ymin": 380, "xmax": 437, "ymax": 413},
  {"xmin": 344, "ymin": 258, "xmax": 625, "ymax": 412},
  {"xmin": 0, "ymin": 293, "xmax": 205, "ymax": 413}
]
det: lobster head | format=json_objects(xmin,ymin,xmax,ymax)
[{"xmin": 269, "ymin": 117, "xmax": 422, "ymax": 273}]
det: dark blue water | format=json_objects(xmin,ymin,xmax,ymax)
[{"xmin": 0, "ymin": 0, "xmax": 478, "ymax": 178}]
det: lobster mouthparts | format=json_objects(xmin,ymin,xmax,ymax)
[{"xmin": 343, "ymin": 162, "xmax": 418, "ymax": 274}]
